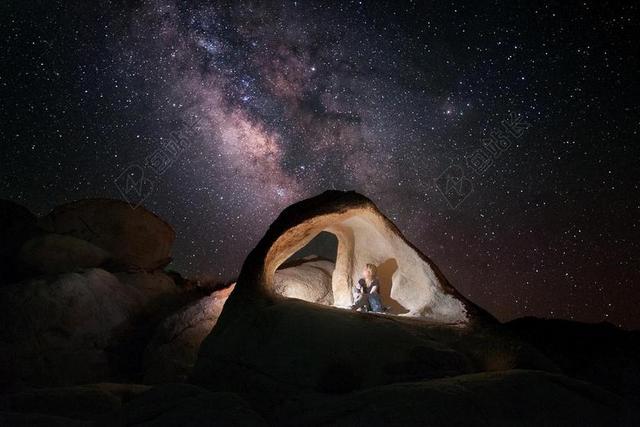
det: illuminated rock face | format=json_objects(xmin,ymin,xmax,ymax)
[
  {"xmin": 37, "ymin": 199, "xmax": 175, "ymax": 271},
  {"xmin": 274, "ymin": 258, "xmax": 334, "ymax": 305},
  {"xmin": 192, "ymin": 191, "xmax": 497, "ymax": 396},
  {"xmin": 143, "ymin": 285, "xmax": 234, "ymax": 384},
  {"xmin": 252, "ymin": 191, "xmax": 477, "ymax": 323}
]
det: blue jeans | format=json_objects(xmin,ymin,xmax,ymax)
[
  {"xmin": 368, "ymin": 293, "xmax": 383, "ymax": 312},
  {"xmin": 352, "ymin": 294, "xmax": 370, "ymax": 311}
]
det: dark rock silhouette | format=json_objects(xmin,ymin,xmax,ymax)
[
  {"xmin": 0, "ymin": 268, "xmax": 145, "ymax": 387},
  {"xmin": 507, "ymin": 317, "xmax": 640, "ymax": 397},
  {"xmin": 0, "ymin": 199, "xmax": 188, "ymax": 389},
  {"xmin": 1, "ymin": 192, "xmax": 639, "ymax": 426},
  {"xmin": 18, "ymin": 233, "xmax": 111, "ymax": 274},
  {"xmin": 37, "ymin": 198, "xmax": 175, "ymax": 271},
  {"xmin": 142, "ymin": 285, "xmax": 234, "ymax": 384},
  {"xmin": 0, "ymin": 200, "xmax": 40, "ymax": 284}
]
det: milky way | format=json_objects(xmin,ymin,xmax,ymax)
[{"xmin": 2, "ymin": 1, "xmax": 638, "ymax": 328}]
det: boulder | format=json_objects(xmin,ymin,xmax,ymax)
[
  {"xmin": 506, "ymin": 317, "xmax": 640, "ymax": 397},
  {"xmin": 114, "ymin": 270, "xmax": 180, "ymax": 306},
  {"xmin": 218, "ymin": 190, "xmax": 492, "ymax": 323},
  {"xmin": 0, "ymin": 385, "xmax": 121, "ymax": 423},
  {"xmin": 37, "ymin": 199, "xmax": 175, "ymax": 270},
  {"xmin": 0, "ymin": 268, "xmax": 145, "ymax": 388},
  {"xmin": 282, "ymin": 370, "xmax": 631, "ymax": 426},
  {"xmin": 5, "ymin": 371, "xmax": 631, "ymax": 426},
  {"xmin": 143, "ymin": 285, "xmax": 234, "ymax": 383},
  {"xmin": 123, "ymin": 383, "xmax": 267, "ymax": 426},
  {"xmin": 0, "ymin": 412, "xmax": 90, "ymax": 426},
  {"xmin": 18, "ymin": 233, "xmax": 111, "ymax": 275},
  {"xmin": 192, "ymin": 191, "xmax": 507, "ymax": 399},
  {"xmin": 0, "ymin": 383, "xmax": 150, "ymax": 425},
  {"xmin": 194, "ymin": 297, "xmax": 536, "ymax": 402},
  {"xmin": 274, "ymin": 257, "xmax": 334, "ymax": 305}
]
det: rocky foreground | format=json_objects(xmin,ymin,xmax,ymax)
[{"xmin": 0, "ymin": 193, "xmax": 639, "ymax": 426}]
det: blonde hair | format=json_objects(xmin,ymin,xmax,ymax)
[{"xmin": 364, "ymin": 263, "xmax": 377, "ymax": 277}]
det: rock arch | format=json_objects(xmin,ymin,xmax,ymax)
[{"xmin": 233, "ymin": 190, "xmax": 484, "ymax": 324}]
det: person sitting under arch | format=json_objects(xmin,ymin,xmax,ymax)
[{"xmin": 350, "ymin": 263, "xmax": 385, "ymax": 313}]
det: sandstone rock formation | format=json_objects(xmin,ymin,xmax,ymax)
[
  {"xmin": 0, "ymin": 266, "xmax": 196, "ymax": 388},
  {"xmin": 281, "ymin": 369, "xmax": 630, "ymax": 426},
  {"xmin": 0, "ymin": 372, "xmax": 631, "ymax": 426},
  {"xmin": 115, "ymin": 270, "xmax": 181, "ymax": 306},
  {"xmin": 0, "ymin": 382, "xmax": 151, "ymax": 425},
  {"xmin": 18, "ymin": 233, "xmax": 111, "ymax": 275},
  {"xmin": 191, "ymin": 191, "xmax": 507, "ymax": 401},
  {"xmin": 274, "ymin": 257, "xmax": 334, "ymax": 305},
  {"xmin": 142, "ymin": 256, "xmax": 340, "ymax": 385},
  {"xmin": 0, "ymin": 198, "xmax": 191, "ymax": 388},
  {"xmin": 507, "ymin": 317, "xmax": 640, "ymax": 398},
  {"xmin": 0, "ymin": 268, "xmax": 145, "ymax": 387},
  {"xmin": 143, "ymin": 285, "xmax": 234, "ymax": 384},
  {"xmin": 122, "ymin": 383, "xmax": 267, "ymax": 426},
  {"xmin": 37, "ymin": 199, "xmax": 175, "ymax": 271},
  {"xmin": 1, "ymin": 192, "xmax": 639, "ymax": 425},
  {"xmin": 227, "ymin": 190, "xmax": 486, "ymax": 322}
]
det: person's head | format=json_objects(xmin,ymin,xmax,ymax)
[{"xmin": 363, "ymin": 263, "xmax": 377, "ymax": 280}]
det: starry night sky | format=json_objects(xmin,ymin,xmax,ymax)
[{"xmin": 1, "ymin": 1, "xmax": 638, "ymax": 328}]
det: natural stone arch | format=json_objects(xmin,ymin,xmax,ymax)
[
  {"xmin": 234, "ymin": 190, "xmax": 485, "ymax": 324},
  {"xmin": 192, "ymin": 191, "xmax": 500, "ymax": 398}
]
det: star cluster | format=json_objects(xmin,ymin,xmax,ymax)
[{"xmin": 1, "ymin": 0, "xmax": 638, "ymax": 328}]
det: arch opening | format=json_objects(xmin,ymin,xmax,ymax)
[
  {"xmin": 274, "ymin": 231, "xmax": 338, "ymax": 306},
  {"xmin": 282, "ymin": 231, "xmax": 338, "ymax": 265},
  {"xmin": 272, "ymin": 226, "xmax": 409, "ymax": 315},
  {"xmin": 260, "ymin": 202, "xmax": 470, "ymax": 324}
]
